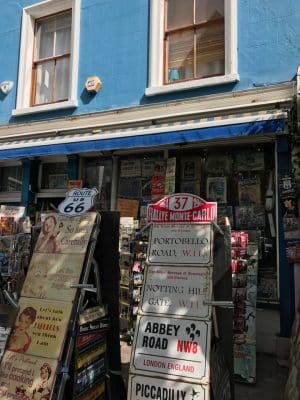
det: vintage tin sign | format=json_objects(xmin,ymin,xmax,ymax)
[
  {"xmin": 140, "ymin": 265, "xmax": 212, "ymax": 319},
  {"xmin": 128, "ymin": 374, "xmax": 209, "ymax": 400},
  {"xmin": 147, "ymin": 194, "xmax": 217, "ymax": 223},
  {"xmin": 131, "ymin": 315, "xmax": 211, "ymax": 383},
  {"xmin": 148, "ymin": 223, "xmax": 213, "ymax": 265}
]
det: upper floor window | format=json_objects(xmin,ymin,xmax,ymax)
[
  {"xmin": 12, "ymin": 0, "xmax": 80, "ymax": 116},
  {"xmin": 146, "ymin": 0, "xmax": 238, "ymax": 96},
  {"xmin": 32, "ymin": 11, "xmax": 71, "ymax": 106}
]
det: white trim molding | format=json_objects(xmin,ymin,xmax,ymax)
[
  {"xmin": 146, "ymin": 0, "xmax": 239, "ymax": 96},
  {"xmin": 12, "ymin": 0, "xmax": 80, "ymax": 116}
]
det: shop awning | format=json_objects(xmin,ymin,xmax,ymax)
[{"xmin": 0, "ymin": 111, "xmax": 286, "ymax": 160}]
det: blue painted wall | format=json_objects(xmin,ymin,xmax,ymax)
[{"xmin": 0, "ymin": 0, "xmax": 299, "ymax": 125}]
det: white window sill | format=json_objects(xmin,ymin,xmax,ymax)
[
  {"xmin": 145, "ymin": 74, "xmax": 239, "ymax": 97},
  {"xmin": 12, "ymin": 100, "xmax": 78, "ymax": 117}
]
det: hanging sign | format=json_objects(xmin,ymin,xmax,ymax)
[
  {"xmin": 58, "ymin": 188, "xmax": 98, "ymax": 216},
  {"xmin": 147, "ymin": 193, "xmax": 217, "ymax": 223},
  {"xmin": 131, "ymin": 315, "xmax": 211, "ymax": 383},
  {"xmin": 128, "ymin": 374, "xmax": 209, "ymax": 400},
  {"xmin": 148, "ymin": 223, "xmax": 213, "ymax": 265},
  {"xmin": 140, "ymin": 265, "xmax": 211, "ymax": 319}
]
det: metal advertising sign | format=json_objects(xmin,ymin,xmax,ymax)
[
  {"xmin": 140, "ymin": 265, "xmax": 212, "ymax": 319},
  {"xmin": 131, "ymin": 315, "xmax": 211, "ymax": 383},
  {"xmin": 128, "ymin": 374, "xmax": 209, "ymax": 400},
  {"xmin": 147, "ymin": 194, "xmax": 217, "ymax": 223},
  {"xmin": 58, "ymin": 188, "xmax": 98, "ymax": 216},
  {"xmin": 148, "ymin": 223, "xmax": 213, "ymax": 265}
]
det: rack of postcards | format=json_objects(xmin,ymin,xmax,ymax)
[
  {"xmin": 119, "ymin": 217, "xmax": 147, "ymax": 340},
  {"xmin": 231, "ymin": 231, "xmax": 258, "ymax": 384},
  {"xmin": 0, "ymin": 206, "xmax": 32, "ymax": 360}
]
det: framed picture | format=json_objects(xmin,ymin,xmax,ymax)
[
  {"xmin": 206, "ymin": 153, "xmax": 232, "ymax": 175},
  {"xmin": 207, "ymin": 177, "xmax": 227, "ymax": 203},
  {"xmin": 238, "ymin": 177, "xmax": 261, "ymax": 206},
  {"xmin": 49, "ymin": 174, "xmax": 68, "ymax": 189},
  {"xmin": 235, "ymin": 151, "xmax": 264, "ymax": 171},
  {"xmin": 180, "ymin": 157, "xmax": 201, "ymax": 181}
]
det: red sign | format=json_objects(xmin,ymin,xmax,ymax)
[{"xmin": 147, "ymin": 193, "xmax": 217, "ymax": 223}]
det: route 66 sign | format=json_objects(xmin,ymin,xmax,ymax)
[{"xmin": 58, "ymin": 188, "xmax": 98, "ymax": 216}]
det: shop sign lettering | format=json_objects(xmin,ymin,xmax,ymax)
[
  {"xmin": 148, "ymin": 223, "xmax": 212, "ymax": 265},
  {"xmin": 131, "ymin": 315, "xmax": 210, "ymax": 382}
]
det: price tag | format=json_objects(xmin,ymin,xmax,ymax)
[{"xmin": 58, "ymin": 188, "xmax": 98, "ymax": 216}]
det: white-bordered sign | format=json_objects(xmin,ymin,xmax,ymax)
[
  {"xmin": 147, "ymin": 223, "xmax": 213, "ymax": 265},
  {"xmin": 140, "ymin": 265, "xmax": 212, "ymax": 319},
  {"xmin": 128, "ymin": 374, "xmax": 209, "ymax": 400},
  {"xmin": 131, "ymin": 315, "xmax": 211, "ymax": 383},
  {"xmin": 58, "ymin": 187, "xmax": 98, "ymax": 216}
]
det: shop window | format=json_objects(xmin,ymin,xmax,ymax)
[
  {"xmin": 84, "ymin": 159, "xmax": 113, "ymax": 211},
  {"xmin": 12, "ymin": 0, "xmax": 80, "ymax": 116},
  {"xmin": 0, "ymin": 166, "xmax": 22, "ymax": 192},
  {"xmin": 146, "ymin": 0, "xmax": 238, "ymax": 96},
  {"xmin": 40, "ymin": 162, "xmax": 68, "ymax": 190}
]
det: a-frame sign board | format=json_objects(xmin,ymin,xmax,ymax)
[{"xmin": 128, "ymin": 194, "xmax": 233, "ymax": 400}]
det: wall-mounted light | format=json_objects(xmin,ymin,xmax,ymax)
[
  {"xmin": 0, "ymin": 80, "xmax": 14, "ymax": 95},
  {"xmin": 85, "ymin": 76, "xmax": 102, "ymax": 94}
]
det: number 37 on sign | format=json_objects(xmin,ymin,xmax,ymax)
[{"xmin": 58, "ymin": 188, "xmax": 98, "ymax": 216}]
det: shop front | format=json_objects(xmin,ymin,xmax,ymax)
[{"xmin": 0, "ymin": 89, "xmax": 296, "ymax": 367}]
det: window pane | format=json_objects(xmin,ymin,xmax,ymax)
[
  {"xmin": 167, "ymin": 0, "xmax": 194, "ymax": 29},
  {"xmin": 167, "ymin": 30, "xmax": 194, "ymax": 82},
  {"xmin": 35, "ymin": 61, "xmax": 54, "ymax": 104},
  {"xmin": 41, "ymin": 163, "xmax": 68, "ymax": 189},
  {"xmin": 36, "ymin": 19, "xmax": 55, "ymax": 59},
  {"xmin": 55, "ymin": 12, "xmax": 71, "ymax": 55},
  {"xmin": 195, "ymin": 23, "xmax": 224, "ymax": 78},
  {"xmin": 0, "ymin": 166, "xmax": 22, "ymax": 192},
  {"xmin": 55, "ymin": 58, "xmax": 70, "ymax": 101},
  {"xmin": 196, "ymin": 0, "xmax": 224, "ymax": 23}
]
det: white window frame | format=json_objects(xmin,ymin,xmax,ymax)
[
  {"xmin": 0, "ymin": 161, "xmax": 22, "ymax": 203},
  {"xmin": 12, "ymin": 0, "xmax": 80, "ymax": 116},
  {"xmin": 145, "ymin": 0, "xmax": 239, "ymax": 97}
]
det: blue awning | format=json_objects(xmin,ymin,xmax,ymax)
[{"xmin": 0, "ymin": 117, "xmax": 285, "ymax": 160}]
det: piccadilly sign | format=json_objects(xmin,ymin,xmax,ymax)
[{"xmin": 147, "ymin": 193, "xmax": 217, "ymax": 223}]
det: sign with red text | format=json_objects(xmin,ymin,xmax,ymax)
[
  {"xmin": 140, "ymin": 265, "xmax": 211, "ymax": 319},
  {"xmin": 0, "ymin": 352, "xmax": 58, "ymax": 400},
  {"xmin": 131, "ymin": 315, "xmax": 210, "ymax": 383},
  {"xmin": 147, "ymin": 194, "xmax": 217, "ymax": 223},
  {"xmin": 128, "ymin": 374, "xmax": 209, "ymax": 400},
  {"xmin": 6, "ymin": 297, "xmax": 72, "ymax": 359},
  {"xmin": 148, "ymin": 223, "xmax": 213, "ymax": 265}
]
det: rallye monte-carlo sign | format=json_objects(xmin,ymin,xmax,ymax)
[{"xmin": 147, "ymin": 194, "xmax": 217, "ymax": 223}]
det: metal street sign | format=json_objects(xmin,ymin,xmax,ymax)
[
  {"xmin": 131, "ymin": 315, "xmax": 211, "ymax": 383},
  {"xmin": 148, "ymin": 223, "xmax": 213, "ymax": 265},
  {"xmin": 58, "ymin": 187, "xmax": 98, "ymax": 216},
  {"xmin": 128, "ymin": 374, "xmax": 209, "ymax": 400},
  {"xmin": 140, "ymin": 265, "xmax": 212, "ymax": 319},
  {"xmin": 147, "ymin": 194, "xmax": 217, "ymax": 223}
]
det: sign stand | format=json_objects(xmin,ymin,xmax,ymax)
[{"xmin": 128, "ymin": 194, "xmax": 233, "ymax": 400}]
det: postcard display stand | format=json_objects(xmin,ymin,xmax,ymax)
[
  {"xmin": 0, "ymin": 211, "xmax": 108, "ymax": 400},
  {"xmin": 128, "ymin": 194, "xmax": 233, "ymax": 400}
]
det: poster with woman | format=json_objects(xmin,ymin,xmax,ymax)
[
  {"xmin": 6, "ymin": 297, "xmax": 72, "ymax": 359},
  {"xmin": 34, "ymin": 212, "xmax": 97, "ymax": 254},
  {"xmin": 0, "ymin": 351, "xmax": 57, "ymax": 400}
]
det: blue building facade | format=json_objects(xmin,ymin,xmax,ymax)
[{"xmin": 0, "ymin": 0, "xmax": 299, "ymax": 357}]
